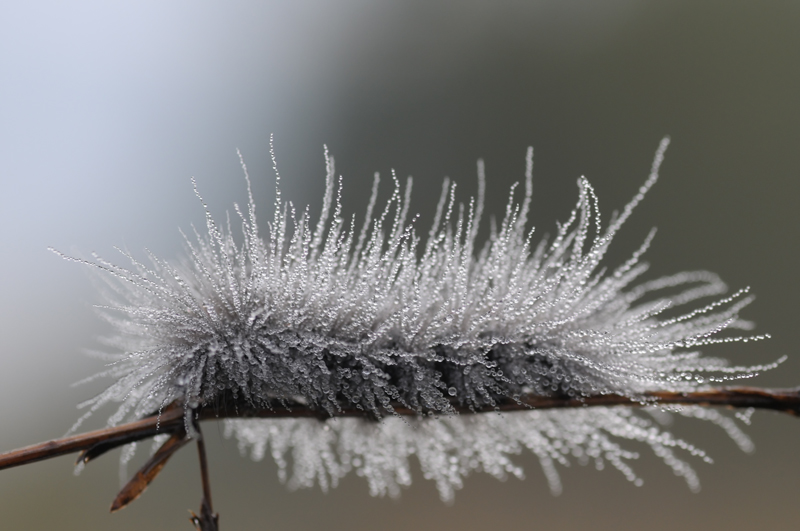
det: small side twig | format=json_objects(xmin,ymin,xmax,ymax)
[
  {"xmin": 110, "ymin": 428, "xmax": 190, "ymax": 512},
  {"xmin": 189, "ymin": 420, "xmax": 219, "ymax": 531}
]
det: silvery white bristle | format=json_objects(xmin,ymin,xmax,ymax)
[{"xmin": 55, "ymin": 137, "xmax": 776, "ymax": 500}]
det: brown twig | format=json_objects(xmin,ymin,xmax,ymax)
[
  {"xmin": 0, "ymin": 386, "xmax": 797, "ymax": 530},
  {"xmin": 0, "ymin": 386, "xmax": 798, "ymax": 474},
  {"xmin": 110, "ymin": 428, "xmax": 191, "ymax": 512},
  {"xmin": 0, "ymin": 406, "xmax": 184, "ymax": 471},
  {"xmin": 189, "ymin": 420, "xmax": 219, "ymax": 531}
]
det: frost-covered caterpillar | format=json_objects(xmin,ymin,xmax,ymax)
[{"xmin": 0, "ymin": 137, "xmax": 795, "ymax": 530}]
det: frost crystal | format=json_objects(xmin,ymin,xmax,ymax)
[{"xmin": 58, "ymin": 137, "xmax": 774, "ymax": 500}]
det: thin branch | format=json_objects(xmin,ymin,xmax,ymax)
[
  {"xmin": 0, "ymin": 406, "xmax": 184, "ymax": 471},
  {"xmin": 189, "ymin": 421, "xmax": 219, "ymax": 531},
  {"xmin": 110, "ymin": 429, "xmax": 190, "ymax": 512},
  {"xmin": 1, "ymin": 386, "xmax": 798, "ymax": 472}
]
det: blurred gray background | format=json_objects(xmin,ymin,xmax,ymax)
[{"xmin": 1, "ymin": 1, "xmax": 799, "ymax": 529}]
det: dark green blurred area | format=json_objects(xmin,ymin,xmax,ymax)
[{"xmin": 1, "ymin": 1, "xmax": 799, "ymax": 529}]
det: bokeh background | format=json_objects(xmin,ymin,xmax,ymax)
[{"xmin": 1, "ymin": 1, "xmax": 799, "ymax": 529}]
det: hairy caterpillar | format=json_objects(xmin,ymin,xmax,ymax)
[{"xmin": 46, "ymin": 137, "xmax": 779, "ymax": 502}]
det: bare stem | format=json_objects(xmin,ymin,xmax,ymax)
[
  {"xmin": 0, "ymin": 407, "xmax": 184, "ymax": 471},
  {"xmin": 1, "ymin": 386, "xmax": 798, "ymax": 472},
  {"xmin": 190, "ymin": 420, "xmax": 219, "ymax": 531}
]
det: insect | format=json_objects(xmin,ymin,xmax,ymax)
[{"xmin": 0, "ymin": 137, "xmax": 796, "ymax": 530}]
